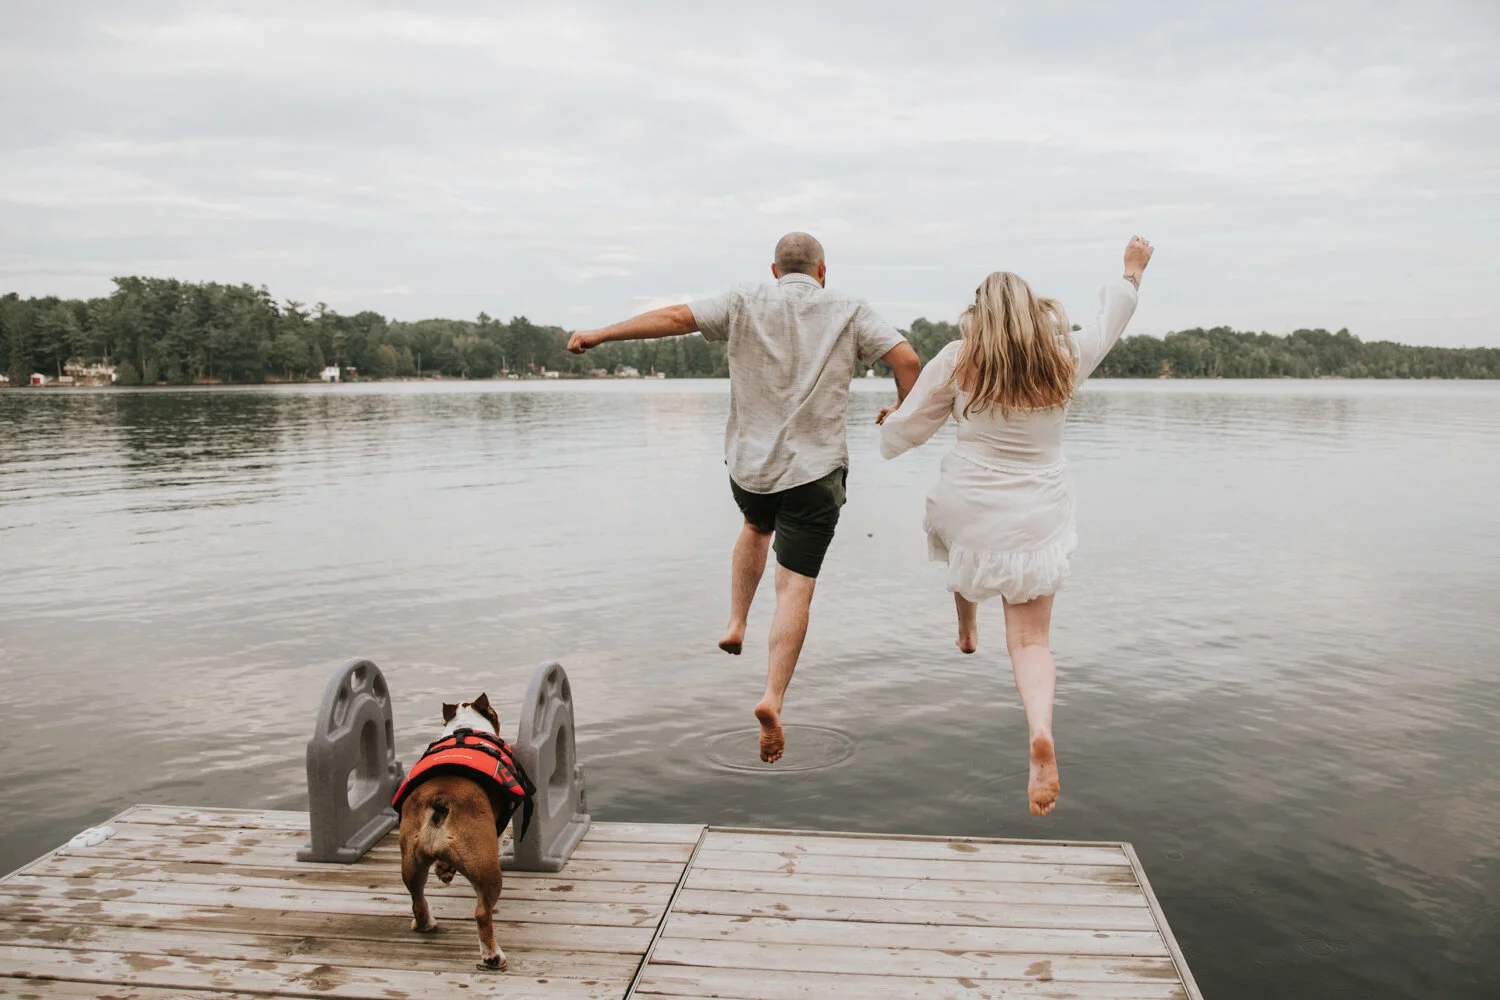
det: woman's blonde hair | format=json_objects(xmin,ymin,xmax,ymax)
[{"xmin": 952, "ymin": 271, "xmax": 1075, "ymax": 418}]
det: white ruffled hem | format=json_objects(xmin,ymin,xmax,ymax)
[{"xmin": 927, "ymin": 527, "xmax": 1077, "ymax": 604}]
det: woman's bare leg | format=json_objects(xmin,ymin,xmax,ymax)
[
  {"xmin": 954, "ymin": 593, "xmax": 979, "ymax": 654},
  {"xmin": 1002, "ymin": 594, "xmax": 1059, "ymax": 816}
]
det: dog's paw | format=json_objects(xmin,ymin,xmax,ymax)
[
  {"xmin": 477, "ymin": 954, "xmax": 508, "ymax": 972},
  {"xmin": 411, "ymin": 917, "xmax": 439, "ymax": 933}
]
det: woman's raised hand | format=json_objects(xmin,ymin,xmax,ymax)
[{"xmin": 1123, "ymin": 236, "xmax": 1153, "ymax": 288}]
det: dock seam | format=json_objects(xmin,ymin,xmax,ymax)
[{"xmin": 622, "ymin": 823, "xmax": 710, "ymax": 999}]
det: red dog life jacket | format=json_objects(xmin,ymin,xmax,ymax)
[{"xmin": 391, "ymin": 728, "xmax": 536, "ymax": 839}]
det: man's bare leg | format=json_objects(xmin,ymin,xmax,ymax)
[
  {"xmin": 753, "ymin": 564, "xmax": 817, "ymax": 762},
  {"xmin": 1002, "ymin": 594, "xmax": 1059, "ymax": 816},
  {"xmin": 954, "ymin": 593, "xmax": 979, "ymax": 654},
  {"xmin": 719, "ymin": 522, "xmax": 771, "ymax": 655}
]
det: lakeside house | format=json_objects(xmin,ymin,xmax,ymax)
[
  {"xmin": 64, "ymin": 361, "xmax": 118, "ymax": 384},
  {"xmin": 29, "ymin": 373, "xmax": 48, "ymax": 386},
  {"xmin": 616, "ymin": 365, "xmax": 640, "ymax": 378},
  {"xmin": 320, "ymin": 366, "xmax": 340, "ymax": 383}
]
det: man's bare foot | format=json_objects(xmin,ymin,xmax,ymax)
[
  {"xmin": 718, "ymin": 626, "xmax": 744, "ymax": 655},
  {"xmin": 956, "ymin": 627, "xmax": 978, "ymax": 654},
  {"xmin": 1028, "ymin": 734, "xmax": 1060, "ymax": 817},
  {"xmin": 753, "ymin": 702, "xmax": 785, "ymax": 763}
]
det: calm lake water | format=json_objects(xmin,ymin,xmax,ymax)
[{"xmin": 1, "ymin": 378, "xmax": 1497, "ymax": 998}]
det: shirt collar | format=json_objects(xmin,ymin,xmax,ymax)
[{"xmin": 777, "ymin": 272, "xmax": 821, "ymax": 289}]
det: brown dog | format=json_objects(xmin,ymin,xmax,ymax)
[{"xmin": 397, "ymin": 694, "xmax": 519, "ymax": 970}]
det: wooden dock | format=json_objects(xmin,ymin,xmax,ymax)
[{"xmin": 0, "ymin": 805, "xmax": 1202, "ymax": 999}]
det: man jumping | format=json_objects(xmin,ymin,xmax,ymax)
[{"xmin": 568, "ymin": 232, "xmax": 921, "ymax": 762}]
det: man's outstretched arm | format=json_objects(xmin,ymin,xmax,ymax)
[
  {"xmin": 882, "ymin": 342, "xmax": 921, "ymax": 403},
  {"xmin": 567, "ymin": 305, "xmax": 699, "ymax": 354}
]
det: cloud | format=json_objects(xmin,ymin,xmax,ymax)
[{"xmin": 0, "ymin": 0, "xmax": 1496, "ymax": 345}]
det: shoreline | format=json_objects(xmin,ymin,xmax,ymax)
[{"xmin": 5, "ymin": 372, "xmax": 1497, "ymax": 390}]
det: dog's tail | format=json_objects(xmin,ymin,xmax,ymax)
[{"xmin": 416, "ymin": 796, "xmax": 452, "ymax": 859}]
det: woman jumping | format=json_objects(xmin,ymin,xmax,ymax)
[{"xmin": 878, "ymin": 236, "xmax": 1154, "ymax": 816}]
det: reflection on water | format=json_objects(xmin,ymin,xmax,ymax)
[{"xmin": 1, "ymin": 379, "xmax": 1498, "ymax": 999}]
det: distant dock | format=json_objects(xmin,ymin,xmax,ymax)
[{"xmin": 0, "ymin": 804, "xmax": 1202, "ymax": 999}]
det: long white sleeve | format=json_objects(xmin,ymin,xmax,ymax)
[
  {"xmin": 880, "ymin": 341, "xmax": 960, "ymax": 459},
  {"xmin": 1072, "ymin": 278, "xmax": 1140, "ymax": 383}
]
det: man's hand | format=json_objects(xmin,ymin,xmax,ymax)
[
  {"xmin": 567, "ymin": 330, "xmax": 601, "ymax": 354},
  {"xmin": 875, "ymin": 405, "xmax": 898, "ymax": 425},
  {"xmin": 1123, "ymin": 235, "xmax": 1153, "ymax": 289}
]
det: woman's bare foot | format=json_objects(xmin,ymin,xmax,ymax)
[
  {"xmin": 718, "ymin": 624, "xmax": 745, "ymax": 655},
  {"xmin": 753, "ymin": 702, "xmax": 785, "ymax": 763},
  {"xmin": 954, "ymin": 594, "xmax": 979, "ymax": 653},
  {"xmin": 1028, "ymin": 733, "xmax": 1060, "ymax": 817}
]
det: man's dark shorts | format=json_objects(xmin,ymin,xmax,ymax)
[{"xmin": 730, "ymin": 467, "xmax": 847, "ymax": 579}]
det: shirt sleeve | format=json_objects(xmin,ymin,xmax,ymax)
[
  {"xmin": 689, "ymin": 291, "xmax": 734, "ymax": 343},
  {"xmin": 880, "ymin": 341, "xmax": 960, "ymax": 459},
  {"xmin": 853, "ymin": 302, "xmax": 908, "ymax": 367},
  {"xmin": 1072, "ymin": 278, "xmax": 1140, "ymax": 382}
]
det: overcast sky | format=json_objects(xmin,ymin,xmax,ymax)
[{"xmin": 2, "ymin": 1, "xmax": 1496, "ymax": 346}]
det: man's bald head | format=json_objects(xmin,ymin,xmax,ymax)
[{"xmin": 773, "ymin": 232, "xmax": 825, "ymax": 280}]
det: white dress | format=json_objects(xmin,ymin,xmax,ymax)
[{"xmin": 880, "ymin": 278, "xmax": 1139, "ymax": 603}]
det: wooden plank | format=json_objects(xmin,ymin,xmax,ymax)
[
  {"xmin": 702, "ymin": 832, "xmax": 1130, "ymax": 868},
  {"xmin": 0, "ymin": 896, "xmax": 656, "ymax": 955},
  {"xmin": 683, "ymin": 867, "xmax": 1148, "ymax": 908},
  {"xmin": 0, "ymin": 945, "xmax": 623, "ymax": 999},
  {"xmin": 59, "ymin": 821, "xmax": 695, "ymax": 866},
  {"xmin": 4, "ymin": 868, "xmax": 674, "ymax": 909},
  {"xmin": 670, "ymin": 888, "xmax": 1158, "ymax": 931},
  {"xmin": 0, "ymin": 918, "xmax": 639, "ymax": 981},
  {"xmin": 122, "ymin": 805, "xmax": 703, "ymax": 845},
  {"xmin": 577, "ymin": 824, "xmax": 704, "ymax": 845},
  {"xmin": 660, "ymin": 912, "xmax": 1168, "ymax": 958},
  {"xmin": 114, "ymin": 805, "xmax": 310, "ymax": 830},
  {"xmin": 23, "ymin": 852, "xmax": 688, "ymax": 888},
  {"xmin": 1123, "ymin": 843, "xmax": 1203, "ymax": 1000},
  {"xmin": 0, "ymin": 878, "xmax": 664, "ymax": 929},
  {"xmin": 646, "ymin": 938, "xmax": 1181, "ymax": 983},
  {"xmin": 635, "ymin": 965, "xmax": 1189, "ymax": 999},
  {"xmin": 63, "ymin": 831, "xmax": 693, "ymax": 867},
  {"xmin": 688, "ymin": 849, "xmax": 1140, "ymax": 886},
  {"xmin": 707, "ymin": 826, "xmax": 1130, "ymax": 849},
  {"xmin": 0, "ymin": 982, "xmax": 270, "ymax": 999}
]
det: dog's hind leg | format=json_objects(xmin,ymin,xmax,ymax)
[
  {"xmin": 467, "ymin": 854, "xmax": 506, "ymax": 970},
  {"xmin": 401, "ymin": 848, "xmax": 439, "ymax": 934}
]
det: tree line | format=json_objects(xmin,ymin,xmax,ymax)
[
  {"xmin": 900, "ymin": 318, "xmax": 1500, "ymax": 378},
  {"xmin": 2, "ymin": 277, "xmax": 1496, "ymax": 385}
]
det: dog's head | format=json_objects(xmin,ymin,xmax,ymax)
[{"xmin": 442, "ymin": 693, "xmax": 500, "ymax": 736}]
